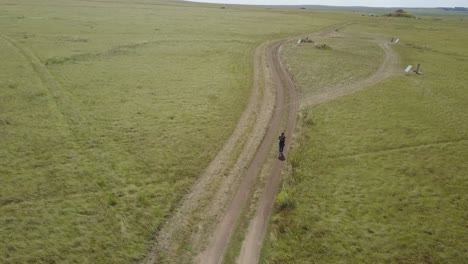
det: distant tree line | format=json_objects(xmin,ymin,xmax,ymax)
[{"xmin": 440, "ymin": 7, "xmax": 468, "ymax": 11}]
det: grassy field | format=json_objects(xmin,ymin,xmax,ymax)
[
  {"xmin": 262, "ymin": 16, "xmax": 468, "ymax": 263},
  {"xmin": 0, "ymin": 0, "xmax": 356, "ymax": 262}
]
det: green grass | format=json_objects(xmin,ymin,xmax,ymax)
[
  {"xmin": 0, "ymin": 0, "xmax": 354, "ymax": 262},
  {"xmin": 262, "ymin": 17, "xmax": 468, "ymax": 263}
]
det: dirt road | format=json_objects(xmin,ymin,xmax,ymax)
[
  {"xmin": 196, "ymin": 38, "xmax": 297, "ymax": 264},
  {"xmin": 234, "ymin": 38, "xmax": 299, "ymax": 264},
  {"xmin": 237, "ymin": 36, "xmax": 399, "ymax": 264},
  {"xmin": 197, "ymin": 24, "xmax": 350, "ymax": 264}
]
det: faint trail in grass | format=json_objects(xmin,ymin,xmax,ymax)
[
  {"xmin": 301, "ymin": 39, "xmax": 400, "ymax": 108},
  {"xmin": 0, "ymin": 33, "xmax": 82, "ymax": 137},
  {"xmin": 329, "ymin": 137, "xmax": 468, "ymax": 160},
  {"xmin": 44, "ymin": 40, "xmax": 151, "ymax": 65},
  {"xmin": 44, "ymin": 39, "xmax": 252, "ymax": 65},
  {"xmin": 0, "ymin": 180, "xmax": 172, "ymax": 208},
  {"xmin": 0, "ymin": 33, "xmax": 124, "ymax": 183}
]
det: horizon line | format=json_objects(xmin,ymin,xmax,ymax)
[{"xmin": 184, "ymin": 1, "xmax": 468, "ymax": 8}]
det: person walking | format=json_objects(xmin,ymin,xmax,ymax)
[{"xmin": 279, "ymin": 132, "xmax": 286, "ymax": 158}]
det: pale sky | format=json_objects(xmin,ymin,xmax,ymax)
[{"xmin": 188, "ymin": 0, "xmax": 468, "ymax": 8}]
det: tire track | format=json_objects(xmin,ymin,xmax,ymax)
[
  {"xmin": 196, "ymin": 39, "xmax": 292, "ymax": 264},
  {"xmin": 0, "ymin": 33, "xmax": 83, "ymax": 140},
  {"xmin": 235, "ymin": 39, "xmax": 298, "ymax": 264},
  {"xmin": 0, "ymin": 33, "xmax": 136, "ymax": 189},
  {"xmin": 197, "ymin": 25, "xmax": 346, "ymax": 264}
]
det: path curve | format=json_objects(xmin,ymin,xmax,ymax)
[
  {"xmin": 197, "ymin": 24, "xmax": 347, "ymax": 264},
  {"xmin": 301, "ymin": 40, "xmax": 399, "ymax": 108},
  {"xmin": 237, "ymin": 33, "xmax": 400, "ymax": 264}
]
